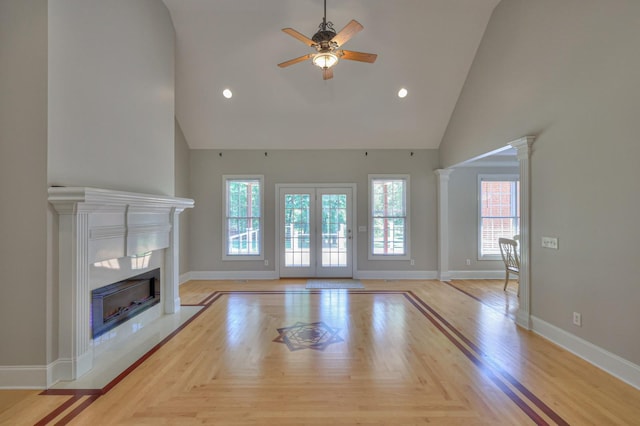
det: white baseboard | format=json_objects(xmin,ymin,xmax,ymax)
[
  {"xmin": 47, "ymin": 358, "xmax": 69, "ymax": 388},
  {"xmin": 185, "ymin": 270, "xmax": 438, "ymax": 281},
  {"xmin": 0, "ymin": 365, "xmax": 48, "ymax": 389},
  {"xmin": 179, "ymin": 272, "xmax": 191, "ymax": 285},
  {"xmin": 438, "ymin": 272, "xmax": 452, "ymax": 281},
  {"xmin": 188, "ymin": 270, "xmax": 279, "ymax": 280},
  {"xmin": 354, "ymin": 270, "xmax": 438, "ymax": 280},
  {"xmin": 447, "ymin": 270, "xmax": 505, "ymax": 280},
  {"xmin": 531, "ymin": 316, "xmax": 640, "ymax": 390}
]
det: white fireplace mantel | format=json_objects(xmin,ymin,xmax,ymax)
[{"xmin": 48, "ymin": 187, "xmax": 194, "ymax": 383}]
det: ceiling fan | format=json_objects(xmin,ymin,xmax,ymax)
[{"xmin": 277, "ymin": 0, "xmax": 377, "ymax": 80}]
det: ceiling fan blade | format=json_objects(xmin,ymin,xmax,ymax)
[
  {"xmin": 278, "ymin": 54, "xmax": 313, "ymax": 68},
  {"xmin": 282, "ymin": 28, "xmax": 315, "ymax": 46},
  {"xmin": 340, "ymin": 50, "xmax": 378, "ymax": 63},
  {"xmin": 323, "ymin": 67, "xmax": 334, "ymax": 80},
  {"xmin": 331, "ymin": 19, "xmax": 363, "ymax": 47}
]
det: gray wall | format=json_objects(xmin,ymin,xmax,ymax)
[
  {"xmin": 189, "ymin": 149, "xmax": 439, "ymax": 274},
  {"xmin": 1, "ymin": 0, "xmax": 177, "ymax": 372},
  {"xmin": 448, "ymin": 165, "xmax": 519, "ymax": 271},
  {"xmin": 175, "ymin": 119, "xmax": 191, "ymax": 275},
  {"xmin": 0, "ymin": 0, "xmax": 49, "ymax": 366},
  {"xmin": 440, "ymin": 0, "xmax": 640, "ymax": 364},
  {"xmin": 48, "ymin": 0, "xmax": 176, "ymax": 196}
]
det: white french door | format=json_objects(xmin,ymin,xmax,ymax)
[{"xmin": 278, "ymin": 185, "xmax": 354, "ymax": 278}]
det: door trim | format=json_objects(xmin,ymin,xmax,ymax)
[{"xmin": 275, "ymin": 183, "xmax": 357, "ymax": 278}]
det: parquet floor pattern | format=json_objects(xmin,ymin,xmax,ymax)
[{"xmin": 2, "ymin": 279, "xmax": 640, "ymax": 425}]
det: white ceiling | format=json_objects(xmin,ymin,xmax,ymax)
[{"xmin": 163, "ymin": 0, "xmax": 500, "ymax": 150}]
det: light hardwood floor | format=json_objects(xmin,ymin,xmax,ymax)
[
  {"xmin": 2, "ymin": 279, "xmax": 640, "ymax": 425},
  {"xmin": 445, "ymin": 279, "xmax": 520, "ymax": 321}
]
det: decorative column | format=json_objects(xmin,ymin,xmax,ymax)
[
  {"xmin": 164, "ymin": 207, "xmax": 185, "ymax": 314},
  {"xmin": 56, "ymin": 205, "xmax": 94, "ymax": 379},
  {"xmin": 510, "ymin": 136, "xmax": 535, "ymax": 329},
  {"xmin": 435, "ymin": 169, "xmax": 453, "ymax": 281}
]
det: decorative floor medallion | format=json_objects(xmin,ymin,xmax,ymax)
[{"xmin": 273, "ymin": 321, "xmax": 343, "ymax": 351}]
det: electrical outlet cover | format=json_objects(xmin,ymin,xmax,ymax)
[{"xmin": 542, "ymin": 236, "xmax": 559, "ymax": 249}]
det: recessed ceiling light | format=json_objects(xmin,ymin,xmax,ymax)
[
  {"xmin": 222, "ymin": 88, "xmax": 233, "ymax": 99},
  {"xmin": 398, "ymin": 88, "xmax": 408, "ymax": 98}
]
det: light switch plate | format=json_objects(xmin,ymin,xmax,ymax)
[{"xmin": 542, "ymin": 236, "xmax": 559, "ymax": 249}]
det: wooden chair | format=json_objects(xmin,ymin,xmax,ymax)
[{"xmin": 498, "ymin": 238, "xmax": 520, "ymax": 295}]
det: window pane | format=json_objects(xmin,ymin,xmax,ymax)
[
  {"xmin": 372, "ymin": 179, "xmax": 405, "ymax": 217},
  {"xmin": 481, "ymin": 218, "xmax": 519, "ymax": 256},
  {"xmin": 372, "ymin": 217, "xmax": 406, "ymax": 255},
  {"xmin": 371, "ymin": 177, "xmax": 408, "ymax": 256},
  {"xmin": 227, "ymin": 218, "xmax": 260, "ymax": 255},
  {"xmin": 479, "ymin": 177, "xmax": 519, "ymax": 257},
  {"xmin": 228, "ymin": 180, "xmax": 260, "ymax": 218},
  {"xmin": 225, "ymin": 177, "xmax": 262, "ymax": 257}
]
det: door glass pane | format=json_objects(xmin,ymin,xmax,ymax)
[
  {"xmin": 321, "ymin": 194, "xmax": 347, "ymax": 267},
  {"xmin": 284, "ymin": 194, "xmax": 310, "ymax": 267}
]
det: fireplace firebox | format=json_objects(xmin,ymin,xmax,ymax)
[{"xmin": 91, "ymin": 268, "xmax": 161, "ymax": 338}]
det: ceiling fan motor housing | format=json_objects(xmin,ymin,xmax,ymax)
[{"xmin": 312, "ymin": 29, "xmax": 337, "ymax": 45}]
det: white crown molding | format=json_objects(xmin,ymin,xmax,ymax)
[{"xmin": 532, "ymin": 316, "xmax": 640, "ymax": 390}]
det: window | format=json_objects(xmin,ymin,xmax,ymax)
[
  {"xmin": 223, "ymin": 175, "xmax": 264, "ymax": 260},
  {"xmin": 369, "ymin": 175, "xmax": 410, "ymax": 259},
  {"xmin": 478, "ymin": 175, "xmax": 519, "ymax": 260}
]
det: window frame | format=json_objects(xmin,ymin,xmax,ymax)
[
  {"xmin": 222, "ymin": 175, "xmax": 264, "ymax": 261},
  {"xmin": 368, "ymin": 174, "xmax": 411, "ymax": 261},
  {"xmin": 477, "ymin": 174, "xmax": 520, "ymax": 261}
]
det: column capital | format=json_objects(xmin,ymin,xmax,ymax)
[
  {"xmin": 434, "ymin": 168, "xmax": 454, "ymax": 180},
  {"xmin": 509, "ymin": 136, "xmax": 535, "ymax": 160}
]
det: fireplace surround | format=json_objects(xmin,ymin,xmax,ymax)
[{"xmin": 48, "ymin": 187, "xmax": 193, "ymax": 385}]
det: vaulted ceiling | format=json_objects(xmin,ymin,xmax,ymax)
[{"xmin": 162, "ymin": 0, "xmax": 500, "ymax": 150}]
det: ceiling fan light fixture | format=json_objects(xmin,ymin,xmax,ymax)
[{"xmin": 312, "ymin": 52, "xmax": 339, "ymax": 69}]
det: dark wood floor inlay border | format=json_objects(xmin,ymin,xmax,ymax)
[
  {"xmin": 405, "ymin": 291, "xmax": 566, "ymax": 425},
  {"xmin": 34, "ymin": 288, "xmax": 567, "ymax": 425}
]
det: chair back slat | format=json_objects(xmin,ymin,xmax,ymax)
[{"xmin": 498, "ymin": 238, "xmax": 520, "ymax": 274}]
